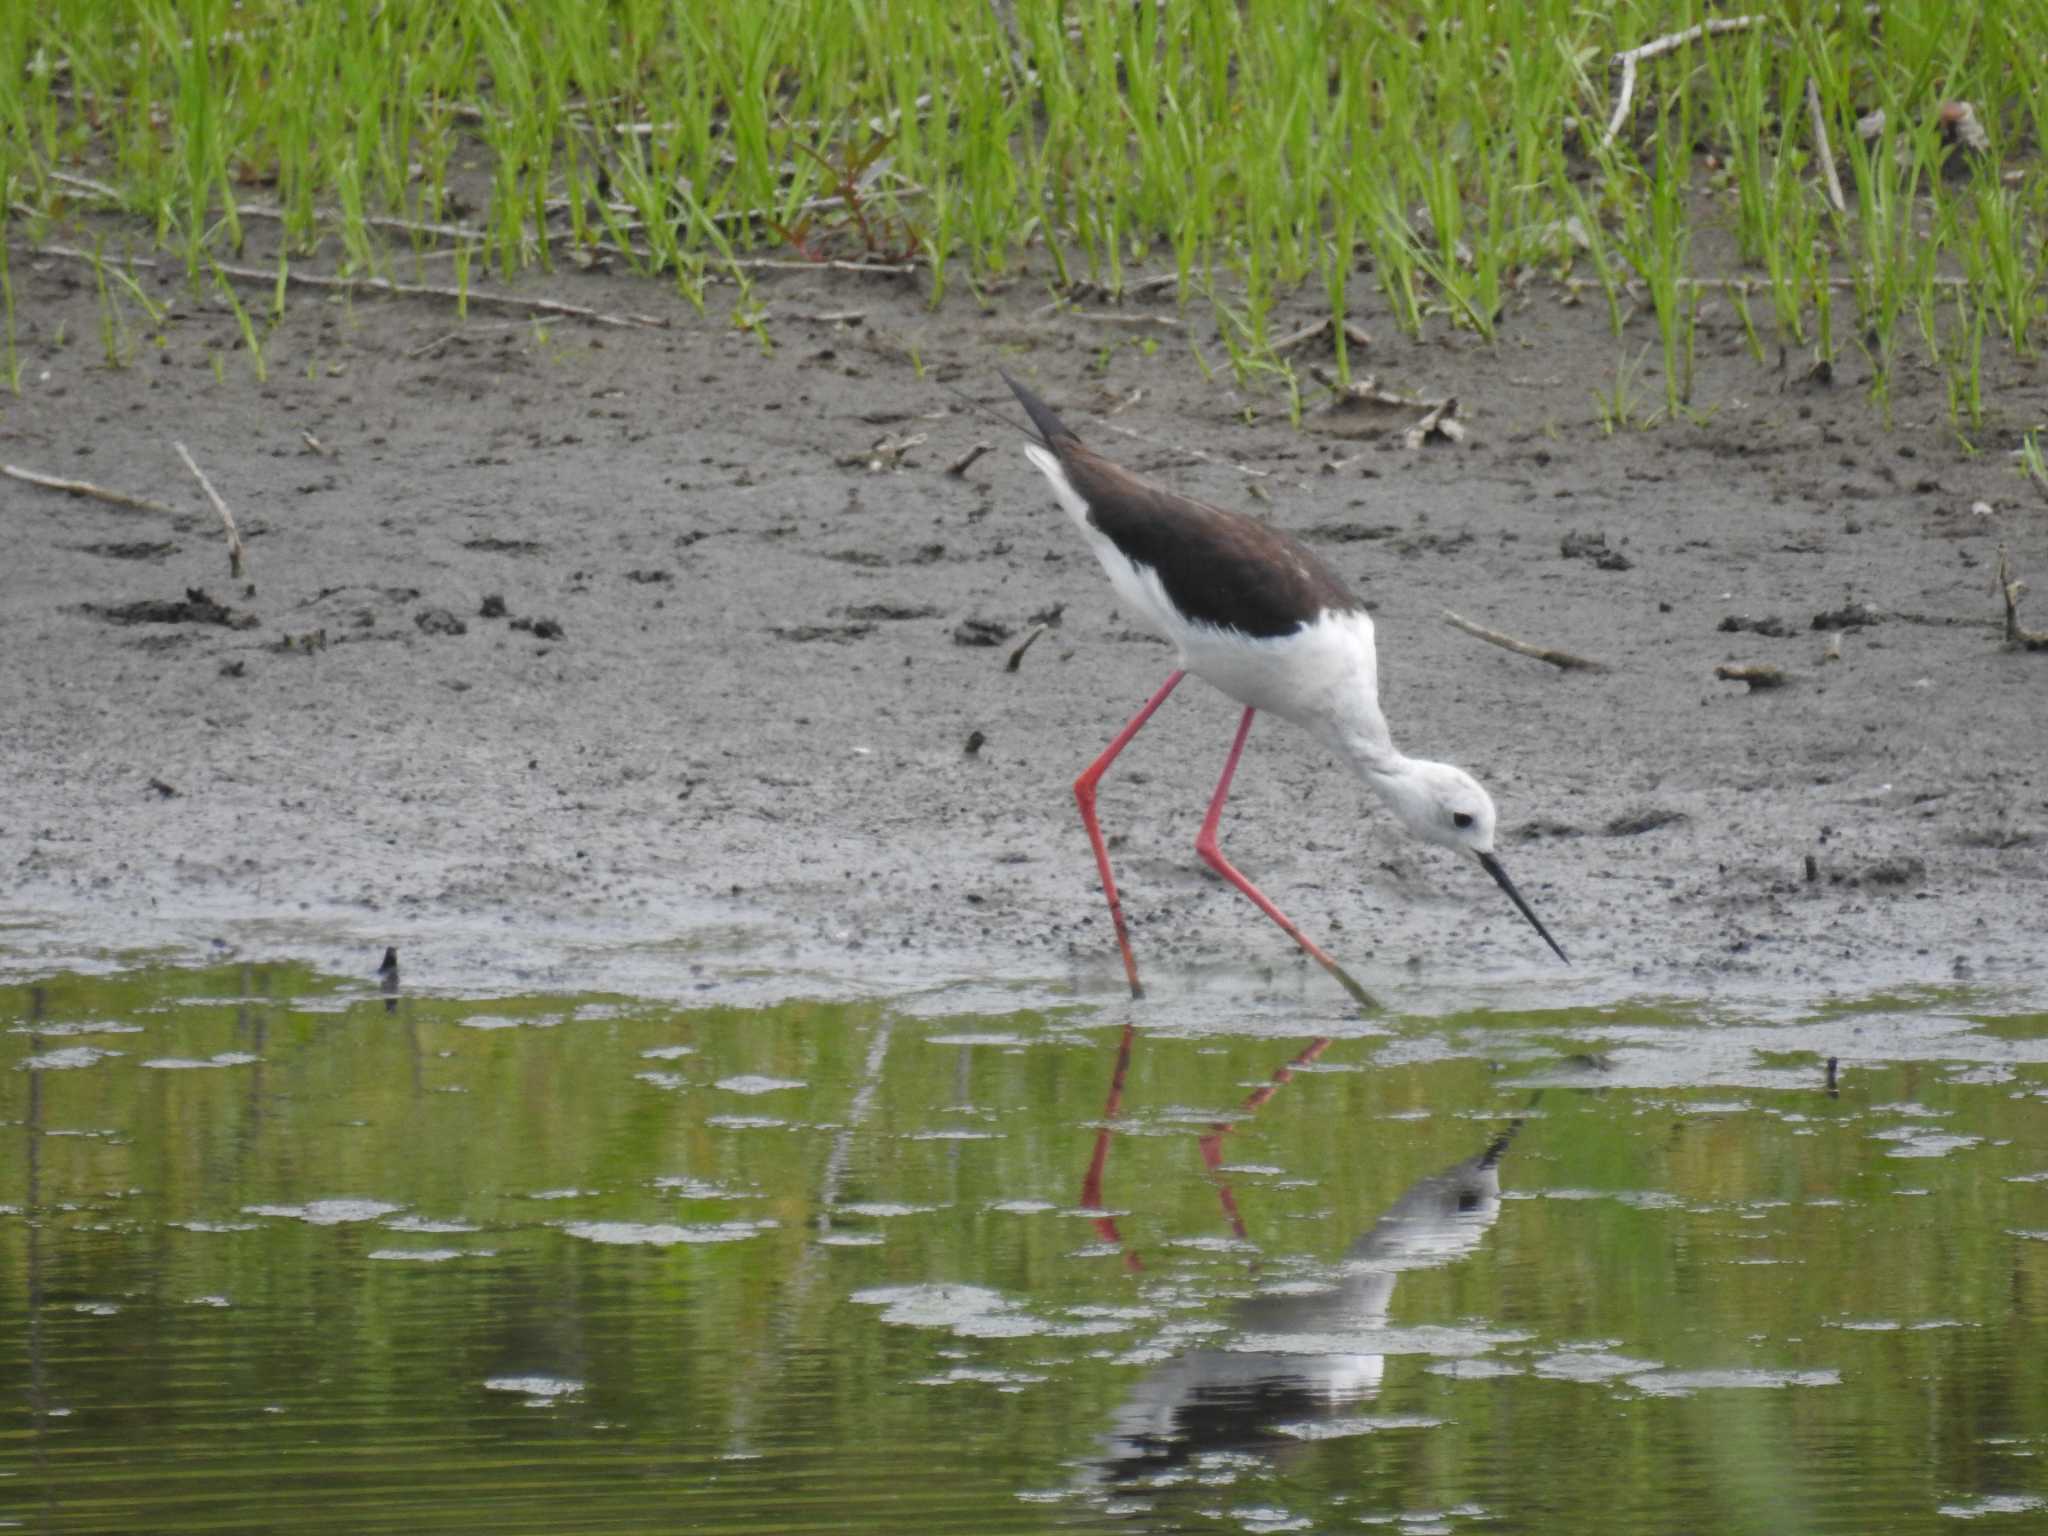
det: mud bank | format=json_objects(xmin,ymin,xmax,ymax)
[{"xmin": 3, "ymin": 235, "xmax": 2044, "ymax": 1012}]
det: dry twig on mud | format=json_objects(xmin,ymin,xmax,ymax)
[
  {"xmin": 1271, "ymin": 316, "xmax": 1375, "ymax": 357},
  {"xmin": 23, "ymin": 243, "xmax": 669, "ymax": 329},
  {"xmin": 3, "ymin": 462, "xmax": 180, "ymax": 518},
  {"xmin": 1005, "ymin": 622, "xmax": 1050, "ymax": 672},
  {"xmin": 945, "ymin": 442, "xmax": 994, "ymax": 477},
  {"xmin": 1715, "ymin": 662, "xmax": 1791, "ymax": 690},
  {"xmin": 1405, "ymin": 397, "xmax": 1465, "ymax": 449},
  {"xmin": 1070, "ymin": 311, "xmax": 1182, "ymax": 331},
  {"xmin": 1996, "ymin": 545, "xmax": 2048, "ymax": 651},
  {"xmin": 173, "ymin": 441, "xmax": 247, "ymax": 583},
  {"xmin": 1805, "ymin": 77, "xmax": 1849, "ymax": 215},
  {"xmin": 1602, "ymin": 16, "xmax": 1767, "ymax": 148},
  {"xmin": 1442, "ymin": 610, "xmax": 1608, "ymax": 672}
]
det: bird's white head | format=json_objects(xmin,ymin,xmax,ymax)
[
  {"xmin": 1380, "ymin": 758, "xmax": 1498, "ymax": 854},
  {"xmin": 1371, "ymin": 757, "xmax": 1568, "ymax": 964}
]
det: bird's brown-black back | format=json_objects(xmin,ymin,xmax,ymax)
[
  {"xmin": 1002, "ymin": 370, "xmax": 1361, "ymax": 639},
  {"xmin": 1061, "ymin": 445, "xmax": 1362, "ymax": 640}
]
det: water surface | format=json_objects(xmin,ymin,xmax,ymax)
[{"xmin": 3, "ymin": 965, "xmax": 2045, "ymax": 1533}]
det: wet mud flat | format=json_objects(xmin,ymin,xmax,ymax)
[{"xmin": 2, "ymin": 233, "xmax": 2045, "ymax": 1008}]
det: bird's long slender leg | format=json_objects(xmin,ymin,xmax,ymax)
[
  {"xmin": 1195, "ymin": 707, "xmax": 1382, "ymax": 1012},
  {"xmin": 1075, "ymin": 669, "xmax": 1187, "ymax": 998}
]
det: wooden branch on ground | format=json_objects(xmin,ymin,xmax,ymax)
[
  {"xmin": 1806, "ymin": 77, "xmax": 1849, "ymax": 215},
  {"xmin": 22, "ymin": 243, "xmax": 670, "ymax": 328},
  {"xmin": 1443, "ymin": 609, "xmax": 1608, "ymax": 672},
  {"xmin": 1715, "ymin": 662, "xmax": 1792, "ymax": 690},
  {"xmin": 3, "ymin": 462, "xmax": 180, "ymax": 518},
  {"xmin": 1997, "ymin": 545, "xmax": 2048, "ymax": 651},
  {"xmin": 174, "ymin": 441, "xmax": 247, "ymax": 583},
  {"xmin": 1603, "ymin": 16, "xmax": 1767, "ymax": 148}
]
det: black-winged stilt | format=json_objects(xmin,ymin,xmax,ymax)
[{"xmin": 1003, "ymin": 371, "xmax": 1566, "ymax": 1006}]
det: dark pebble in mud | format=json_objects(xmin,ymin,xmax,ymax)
[
  {"xmin": 464, "ymin": 537, "xmax": 544, "ymax": 556},
  {"xmin": 844, "ymin": 602, "xmax": 941, "ymax": 621},
  {"xmin": 75, "ymin": 541, "xmax": 179, "ymax": 561},
  {"xmin": 953, "ymin": 618, "xmax": 1013, "ymax": 646},
  {"xmin": 1561, "ymin": 529, "xmax": 1633, "ymax": 570},
  {"xmin": 88, "ymin": 587, "xmax": 258, "ymax": 630},
  {"xmin": 1604, "ymin": 808, "xmax": 1689, "ymax": 836},
  {"xmin": 1829, "ymin": 855, "xmax": 1926, "ymax": 888},
  {"xmin": 1719, "ymin": 614, "xmax": 1795, "ymax": 637},
  {"xmin": 415, "ymin": 608, "xmax": 468, "ymax": 636}
]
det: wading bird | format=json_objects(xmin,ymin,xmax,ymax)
[{"xmin": 1004, "ymin": 371, "xmax": 1566, "ymax": 1006}]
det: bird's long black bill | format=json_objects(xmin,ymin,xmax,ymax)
[{"xmin": 1477, "ymin": 852, "xmax": 1569, "ymax": 965}]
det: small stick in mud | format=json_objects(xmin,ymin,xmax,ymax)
[
  {"xmin": 1005, "ymin": 622, "xmax": 1049, "ymax": 672},
  {"xmin": 28, "ymin": 244, "xmax": 672, "ymax": 329},
  {"xmin": 1442, "ymin": 609, "xmax": 1608, "ymax": 673},
  {"xmin": 174, "ymin": 441, "xmax": 248, "ymax": 583},
  {"xmin": 1602, "ymin": 15, "xmax": 1767, "ymax": 148},
  {"xmin": 3, "ymin": 462, "xmax": 182, "ymax": 518},
  {"xmin": 1996, "ymin": 545, "xmax": 2048, "ymax": 651},
  {"xmin": 1071, "ymin": 311, "xmax": 1183, "ymax": 332},
  {"xmin": 1270, "ymin": 316, "xmax": 1375, "ymax": 356},
  {"xmin": 945, "ymin": 442, "xmax": 993, "ymax": 477},
  {"xmin": 1715, "ymin": 662, "xmax": 1790, "ymax": 690},
  {"xmin": 1806, "ymin": 77, "xmax": 1849, "ymax": 216}
]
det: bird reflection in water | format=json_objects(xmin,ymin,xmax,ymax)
[{"xmin": 1076, "ymin": 1023, "xmax": 1523, "ymax": 1487}]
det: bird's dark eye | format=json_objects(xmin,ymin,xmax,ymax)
[{"xmin": 1452, "ymin": 812, "xmax": 1475, "ymax": 830}]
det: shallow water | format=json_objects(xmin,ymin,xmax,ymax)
[{"xmin": 3, "ymin": 965, "xmax": 2046, "ymax": 1534}]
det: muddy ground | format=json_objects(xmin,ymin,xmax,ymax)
[{"xmin": 3, "ymin": 228, "xmax": 2045, "ymax": 1016}]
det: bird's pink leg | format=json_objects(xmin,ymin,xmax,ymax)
[
  {"xmin": 1075, "ymin": 669, "xmax": 1186, "ymax": 998},
  {"xmin": 1195, "ymin": 708, "xmax": 1381, "ymax": 1012}
]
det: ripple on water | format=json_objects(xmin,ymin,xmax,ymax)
[
  {"xmin": 1532, "ymin": 1349, "xmax": 1664, "ymax": 1382},
  {"xmin": 561, "ymin": 1219, "xmax": 777, "ymax": 1246},
  {"xmin": 1427, "ymin": 1358, "xmax": 1526, "ymax": 1380},
  {"xmin": 8, "ymin": 1021, "xmax": 144, "ymax": 1037},
  {"xmin": 367, "ymin": 1248, "xmax": 471, "ymax": 1263},
  {"xmin": 1937, "ymin": 1495, "xmax": 2046, "ymax": 1520},
  {"xmin": 482, "ymin": 1375, "xmax": 584, "ymax": 1405},
  {"xmin": 714, "ymin": 1074, "xmax": 806, "ymax": 1094},
  {"xmin": 1232, "ymin": 1325, "xmax": 1531, "ymax": 1359},
  {"xmin": 17, "ymin": 1046, "xmax": 124, "ymax": 1070},
  {"xmin": 1270, "ymin": 1415, "xmax": 1445, "ymax": 1441},
  {"xmin": 383, "ymin": 1215, "xmax": 481, "ymax": 1233},
  {"xmin": 851, "ymin": 1283, "xmax": 1037, "ymax": 1337},
  {"xmin": 1626, "ymin": 1368, "xmax": 1841, "ymax": 1397},
  {"xmin": 1871, "ymin": 1128, "xmax": 1984, "ymax": 1159},
  {"xmin": 243, "ymin": 1199, "xmax": 405, "ymax": 1225},
  {"xmin": 924, "ymin": 1032, "xmax": 1028, "ymax": 1048},
  {"xmin": 652, "ymin": 1176, "xmax": 748, "ymax": 1198},
  {"xmin": 142, "ymin": 1052, "xmax": 261, "ymax": 1070},
  {"xmin": 639, "ymin": 1044, "xmax": 695, "ymax": 1060}
]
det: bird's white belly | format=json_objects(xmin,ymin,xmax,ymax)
[
  {"xmin": 1179, "ymin": 608, "xmax": 1380, "ymax": 731},
  {"xmin": 1076, "ymin": 515, "xmax": 1384, "ymax": 746}
]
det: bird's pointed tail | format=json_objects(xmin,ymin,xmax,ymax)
[{"xmin": 1000, "ymin": 370, "xmax": 1081, "ymax": 448}]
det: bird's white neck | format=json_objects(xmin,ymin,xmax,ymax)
[{"xmin": 1332, "ymin": 737, "xmax": 1442, "ymax": 844}]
